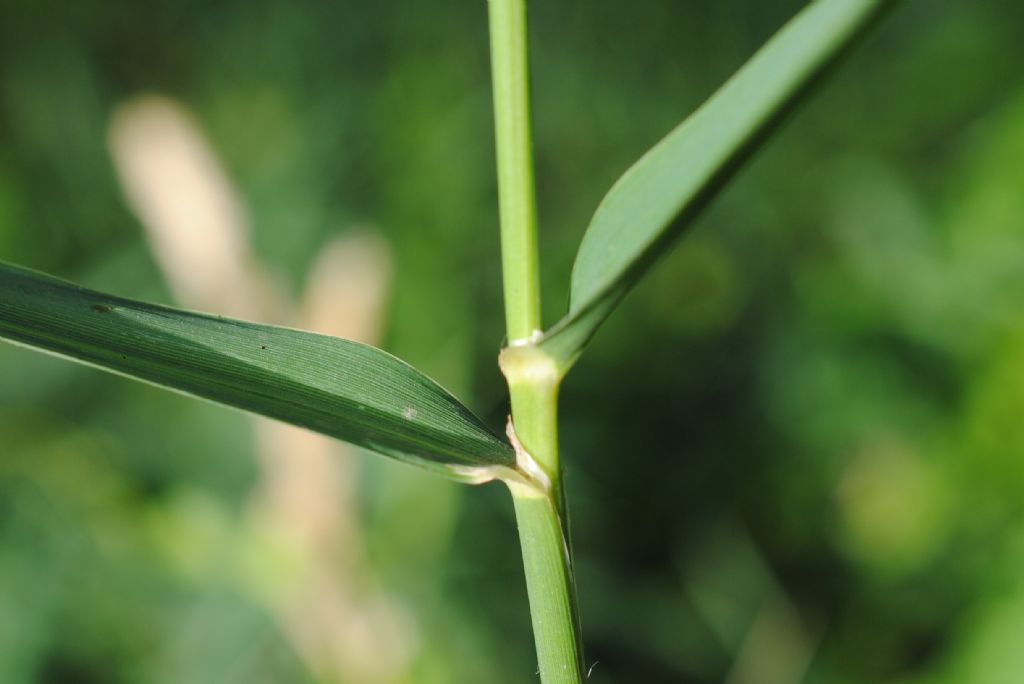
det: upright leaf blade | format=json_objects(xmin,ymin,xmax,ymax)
[
  {"xmin": 540, "ymin": 0, "xmax": 896, "ymax": 367},
  {"xmin": 0, "ymin": 262, "xmax": 515, "ymax": 480}
]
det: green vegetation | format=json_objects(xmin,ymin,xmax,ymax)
[{"xmin": 1, "ymin": 0, "xmax": 1022, "ymax": 682}]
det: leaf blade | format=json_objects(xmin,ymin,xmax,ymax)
[
  {"xmin": 541, "ymin": 0, "xmax": 896, "ymax": 366},
  {"xmin": 0, "ymin": 262, "xmax": 515, "ymax": 479}
]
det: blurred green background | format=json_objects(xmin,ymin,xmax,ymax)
[{"xmin": 1, "ymin": 0, "xmax": 1023, "ymax": 682}]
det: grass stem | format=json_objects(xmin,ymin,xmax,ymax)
[
  {"xmin": 488, "ymin": 0, "xmax": 542, "ymax": 343},
  {"xmin": 488, "ymin": 1, "xmax": 585, "ymax": 680}
]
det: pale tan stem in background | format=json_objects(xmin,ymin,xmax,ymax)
[
  {"xmin": 107, "ymin": 97, "xmax": 280, "ymax": 320},
  {"xmin": 254, "ymin": 233, "xmax": 413, "ymax": 684},
  {"xmin": 109, "ymin": 95, "xmax": 415, "ymax": 683}
]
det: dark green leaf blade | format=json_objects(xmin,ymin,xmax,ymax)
[
  {"xmin": 0, "ymin": 262, "xmax": 515, "ymax": 480},
  {"xmin": 541, "ymin": 0, "xmax": 896, "ymax": 367}
]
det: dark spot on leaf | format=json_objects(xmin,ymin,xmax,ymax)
[
  {"xmin": 90, "ymin": 304, "xmax": 112, "ymax": 313},
  {"xmin": 261, "ymin": 345, "xmax": 267, "ymax": 350}
]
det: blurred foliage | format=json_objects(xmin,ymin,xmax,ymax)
[{"xmin": 1, "ymin": 0, "xmax": 1023, "ymax": 682}]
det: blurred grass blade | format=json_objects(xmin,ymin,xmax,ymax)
[
  {"xmin": 540, "ymin": 0, "xmax": 895, "ymax": 367},
  {"xmin": 0, "ymin": 262, "xmax": 515, "ymax": 481}
]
